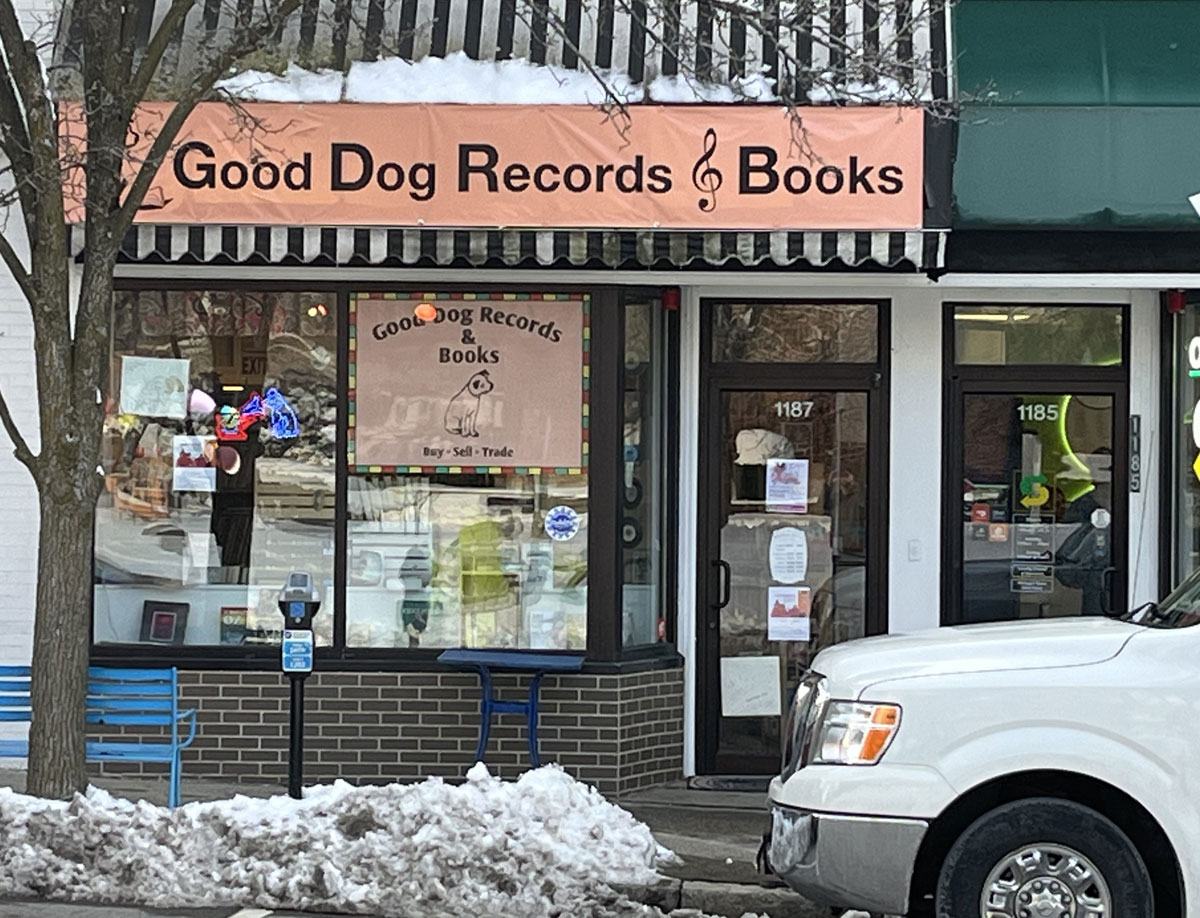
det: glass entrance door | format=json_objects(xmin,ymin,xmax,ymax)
[
  {"xmin": 953, "ymin": 389, "xmax": 1126, "ymax": 622},
  {"xmin": 700, "ymin": 387, "xmax": 874, "ymax": 774}
]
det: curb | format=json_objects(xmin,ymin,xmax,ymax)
[{"xmin": 613, "ymin": 878, "xmax": 830, "ymax": 918}]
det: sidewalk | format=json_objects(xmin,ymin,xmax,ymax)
[
  {"xmin": 0, "ymin": 768, "xmax": 286, "ymax": 806},
  {"xmin": 0, "ymin": 770, "xmax": 829, "ymax": 918},
  {"xmin": 615, "ymin": 783, "xmax": 827, "ymax": 918}
]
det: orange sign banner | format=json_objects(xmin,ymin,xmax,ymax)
[{"xmin": 69, "ymin": 102, "xmax": 925, "ymax": 231}]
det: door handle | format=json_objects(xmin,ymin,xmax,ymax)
[
  {"xmin": 1101, "ymin": 566, "xmax": 1118, "ymax": 616},
  {"xmin": 713, "ymin": 560, "xmax": 732, "ymax": 610}
]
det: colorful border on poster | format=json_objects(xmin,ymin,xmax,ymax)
[{"xmin": 347, "ymin": 291, "xmax": 590, "ymax": 475}]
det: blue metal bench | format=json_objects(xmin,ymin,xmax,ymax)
[
  {"xmin": 437, "ymin": 649, "xmax": 585, "ymax": 767},
  {"xmin": 0, "ymin": 665, "xmax": 197, "ymax": 807}
]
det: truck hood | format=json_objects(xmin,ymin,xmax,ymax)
[{"xmin": 815, "ymin": 618, "xmax": 1141, "ymax": 696}]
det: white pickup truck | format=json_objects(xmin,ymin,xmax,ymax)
[{"xmin": 764, "ymin": 574, "xmax": 1200, "ymax": 918}]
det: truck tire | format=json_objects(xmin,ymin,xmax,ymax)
[{"xmin": 935, "ymin": 797, "xmax": 1153, "ymax": 918}]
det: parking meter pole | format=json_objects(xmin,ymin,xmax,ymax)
[
  {"xmin": 288, "ymin": 675, "xmax": 305, "ymax": 799},
  {"xmin": 279, "ymin": 572, "xmax": 319, "ymax": 802}
]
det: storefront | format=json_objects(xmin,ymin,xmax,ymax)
[{"xmin": 48, "ymin": 95, "xmax": 961, "ymax": 794}]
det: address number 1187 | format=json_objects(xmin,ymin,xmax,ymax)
[{"xmin": 775, "ymin": 400, "xmax": 815, "ymax": 419}]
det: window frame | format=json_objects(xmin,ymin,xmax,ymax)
[
  {"xmin": 615, "ymin": 289, "xmax": 681, "ymax": 659},
  {"xmin": 949, "ymin": 303, "xmax": 1127, "ymax": 369},
  {"xmin": 91, "ymin": 280, "xmax": 679, "ymax": 671},
  {"xmin": 941, "ymin": 301, "xmax": 1132, "ymax": 626},
  {"xmin": 1159, "ymin": 292, "xmax": 1200, "ymax": 596}
]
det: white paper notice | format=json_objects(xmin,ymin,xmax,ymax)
[
  {"xmin": 766, "ymin": 458, "xmax": 809, "ymax": 513},
  {"xmin": 120, "ymin": 356, "xmax": 190, "ymax": 419},
  {"xmin": 720, "ymin": 656, "xmax": 781, "ymax": 717},
  {"xmin": 172, "ymin": 435, "xmax": 216, "ymax": 492},
  {"xmin": 769, "ymin": 527, "xmax": 808, "ymax": 583},
  {"xmin": 767, "ymin": 586, "xmax": 812, "ymax": 642}
]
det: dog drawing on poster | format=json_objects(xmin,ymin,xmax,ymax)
[{"xmin": 444, "ymin": 370, "xmax": 494, "ymax": 438}]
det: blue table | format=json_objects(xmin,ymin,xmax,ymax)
[{"xmin": 437, "ymin": 649, "xmax": 585, "ymax": 767}]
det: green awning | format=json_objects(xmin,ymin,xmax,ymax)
[
  {"xmin": 956, "ymin": 106, "xmax": 1200, "ymax": 228},
  {"xmin": 954, "ymin": 0, "xmax": 1200, "ymax": 228}
]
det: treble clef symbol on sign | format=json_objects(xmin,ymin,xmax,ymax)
[{"xmin": 691, "ymin": 127, "xmax": 723, "ymax": 213}]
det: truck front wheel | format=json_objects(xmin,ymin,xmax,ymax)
[{"xmin": 935, "ymin": 797, "xmax": 1152, "ymax": 918}]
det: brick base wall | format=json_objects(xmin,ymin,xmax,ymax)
[{"xmin": 89, "ymin": 666, "xmax": 683, "ymax": 797}]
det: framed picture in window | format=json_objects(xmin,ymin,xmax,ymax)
[
  {"xmin": 219, "ymin": 606, "xmax": 249, "ymax": 645},
  {"xmin": 139, "ymin": 600, "xmax": 189, "ymax": 644}
]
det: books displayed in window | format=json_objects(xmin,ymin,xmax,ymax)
[
  {"xmin": 139, "ymin": 600, "xmax": 189, "ymax": 644},
  {"xmin": 219, "ymin": 606, "xmax": 248, "ymax": 644}
]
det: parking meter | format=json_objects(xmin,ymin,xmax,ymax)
[
  {"xmin": 278, "ymin": 572, "xmax": 320, "ymax": 799},
  {"xmin": 278, "ymin": 571, "xmax": 320, "ymax": 629}
]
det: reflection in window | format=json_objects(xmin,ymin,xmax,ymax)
[
  {"xmin": 960, "ymin": 393, "xmax": 1115, "ymax": 623},
  {"xmin": 712, "ymin": 302, "xmax": 877, "ymax": 363},
  {"xmin": 622, "ymin": 299, "xmax": 667, "ymax": 646},
  {"xmin": 954, "ymin": 305, "xmax": 1123, "ymax": 366},
  {"xmin": 1170, "ymin": 303, "xmax": 1200, "ymax": 586},
  {"xmin": 345, "ymin": 473, "xmax": 587, "ymax": 649},
  {"xmin": 94, "ymin": 291, "xmax": 337, "ymax": 647}
]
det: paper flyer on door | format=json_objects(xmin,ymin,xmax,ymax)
[
  {"xmin": 765, "ymin": 458, "xmax": 809, "ymax": 512},
  {"xmin": 768, "ymin": 526, "xmax": 809, "ymax": 583},
  {"xmin": 720, "ymin": 656, "xmax": 782, "ymax": 717},
  {"xmin": 768, "ymin": 586, "xmax": 812, "ymax": 641}
]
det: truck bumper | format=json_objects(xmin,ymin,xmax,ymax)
[{"xmin": 766, "ymin": 802, "xmax": 928, "ymax": 916}]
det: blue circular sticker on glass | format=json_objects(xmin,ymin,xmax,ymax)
[{"xmin": 544, "ymin": 505, "xmax": 580, "ymax": 541}]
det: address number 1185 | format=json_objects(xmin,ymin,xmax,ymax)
[{"xmin": 1018, "ymin": 403, "xmax": 1060, "ymax": 422}]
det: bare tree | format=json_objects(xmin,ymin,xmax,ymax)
[{"xmin": 0, "ymin": 0, "xmax": 303, "ymax": 800}]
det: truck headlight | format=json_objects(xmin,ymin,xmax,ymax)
[
  {"xmin": 781, "ymin": 672, "xmax": 827, "ymax": 779},
  {"xmin": 813, "ymin": 701, "xmax": 901, "ymax": 765}
]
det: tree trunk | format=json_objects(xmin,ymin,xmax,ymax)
[{"xmin": 26, "ymin": 469, "xmax": 95, "ymax": 799}]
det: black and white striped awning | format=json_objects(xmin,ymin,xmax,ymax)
[
  {"xmin": 99, "ymin": 0, "xmax": 951, "ymax": 103},
  {"xmin": 83, "ymin": 225, "xmax": 947, "ymax": 270}
]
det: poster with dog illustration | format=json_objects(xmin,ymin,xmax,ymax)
[{"xmin": 350, "ymin": 293, "xmax": 587, "ymax": 472}]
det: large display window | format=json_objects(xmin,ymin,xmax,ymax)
[
  {"xmin": 95, "ymin": 290, "xmax": 338, "ymax": 648},
  {"xmin": 91, "ymin": 285, "xmax": 676, "ymax": 665}
]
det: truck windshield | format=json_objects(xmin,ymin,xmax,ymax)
[{"xmin": 1123, "ymin": 568, "xmax": 1200, "ymax": 628}]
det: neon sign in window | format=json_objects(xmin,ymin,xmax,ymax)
[{"xmin": 216, "ymin": 387, "xmax": 300, "ymax": 441}]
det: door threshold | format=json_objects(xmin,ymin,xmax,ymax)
[{"xmin": 687, "ymin": 774, "xmax": 772, "ymax": 792}]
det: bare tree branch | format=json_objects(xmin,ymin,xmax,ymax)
[
  {"xmin": 115, "ymin": 0, "xmax": 304, "ymax": 234},
  {"xmin": 0, "ymin": 0, "xmax": 51, "ymax": 130},
  {"xmin": 0, "ymin": 381, "xmax": 36, "ymax": 472},
  {"xmin": 126, "ymin": 0, "xmax": 199, "ymax": 110},
  {"xmin": 0, "ymin": 224, "xmax": 34, "ymax": 302},
  {"xmin": 0, "ymin": 46, "xmax": 31, "ymax": 175}
]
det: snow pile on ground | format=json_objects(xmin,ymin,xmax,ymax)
[
  {"xmin": 0, "ymin": 764, "xmax": 676, "ymax": 917},
  {"xmin": 217, "ymin": 49, "xmax": 780, "ymax": 104}
]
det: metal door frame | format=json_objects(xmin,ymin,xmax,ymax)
[
  {"xmin": 940, "ymin": 303, "xmax": 1132, "ymax": 626},
  {"xmin": 695, "ymin": 298, "xmax": 890, "ymax": 776}
]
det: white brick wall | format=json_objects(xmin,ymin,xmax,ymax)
[
  {"xmin": 0, "ymin": 211, "xmax": 38, "ymax": 668},
  {"xmin": 0, "ymin": 0, "xmax": 64, "ymax": 754},
  {"xmin": 15, "ymin": 0, "xmax": 63, "ymax": 60}
]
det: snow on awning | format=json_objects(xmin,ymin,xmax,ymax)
[
  {"xmin": 106, "ymin": 0, "xmax": 951, "ymax": 104},
  {"xmin": 78, "ymin": 224, "xmax": 947, "ymax": 271}
]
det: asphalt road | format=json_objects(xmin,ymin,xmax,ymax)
[
  {"xmin": 0, "ymin": 900, "xmax": 870, "ymax": 917},
  {"xmin": 0, "ymin": 907, "xmax": 338, "ymax": 918}
]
